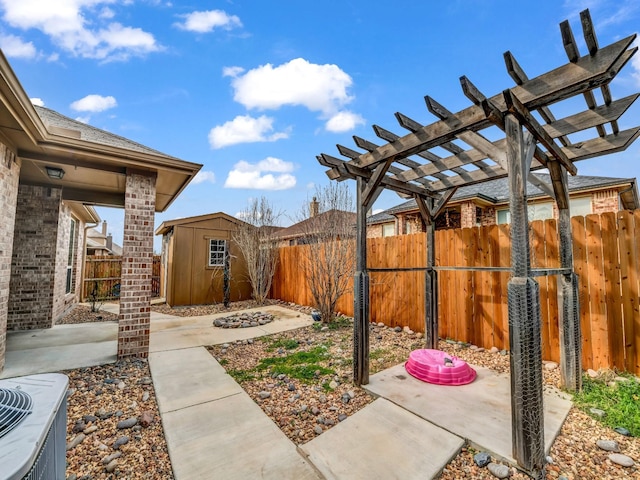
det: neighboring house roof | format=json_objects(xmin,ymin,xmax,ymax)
[
  {"xmin": 370, "ymin": 174, "xmax": 638, "ymax": 223},
  {"xmin": 86, "ymin": 226, "xmax": 123, "ymax": 255},
  {"xmin": 155, "ymin": 212, "xmax": 248, "ymax": 236},
  {"xmin": 367, "ymin": 210, "xmax": 395, "ymax": 224},
  {"xmin": 0, "ymin": 51, "xmax": 202, "ymax": 212},
  {"xmin": 272, "ymin": 210, "xmax": 357, "ymax": 241}
]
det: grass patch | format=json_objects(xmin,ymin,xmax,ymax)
[
  {"xmin": 256, "ymin": 346, "xmax": 335, "ymax": 381},
  {"xmin": 573, "ymin": 373, "xmax": 640, "ymax": 436},
  {"xmin": 312, "ymin": 316, "xmax": 352, "ymax": 331},
  {"xmin": 266, "ymin": 338, "xmax": 300, "ymax": 351},
  {"xmin": 370, "ymin": 348, "xmax": 389, "ymax": 360}
]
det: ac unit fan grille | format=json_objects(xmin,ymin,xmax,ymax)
[{"xmin": 0, "ymin": 388, "xmax": 33, "ymax": 438}]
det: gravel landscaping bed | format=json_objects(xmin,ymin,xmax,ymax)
[
  {"xmin": 65, "ymin": 359, "xmax": 173, "ymax": 479},
  {"xmin": 151, "ymin": 299, "xmax": 279, "ymax": 317},
  {"xmin": 209, "ymin": 311, "xmax": 639, "ymax": 480},
  {"xmin": 58, "ymin": 304, "xmax": 119, "ymax": 325}
]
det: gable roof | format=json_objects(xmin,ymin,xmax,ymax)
[
  {"xmin": 371, "ymin": 174, "xmax": 638, "ymax": 223},
  {"xmin": 272, "ymin": 210, "xmax": 357, "ymax": 240},
  {"xmin": 155, "ymin": 212, "xmax": 248, "ymax": 236}
]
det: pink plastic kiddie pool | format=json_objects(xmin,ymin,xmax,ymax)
[{"xmin": 405, "ymin": 349, "xmax": 476, "ymax": 385}]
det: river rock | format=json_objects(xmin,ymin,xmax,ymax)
[
  {"xmin": 614, "ymin": 427, "xmax": 631, "ymax": 436},
  {"xmin": 487, "ymin": 462, "xmax": 510, "ymax": 479},
  {"xmin": 113, "ymin": 436, "xmax": 129, "ymax": 449},
  {"xmin": 596, "ymin": 439, "xmax": 620, "ymax": 452},
  {"xmin": 139, "ymin": 410, "xmax": 154, "ymax": 428},
  {"xmin": 116, "ymin": 417, "xmax": 138, "ymax": 429},
  {"xmin": 66, "ymin": 433, "xmax": 86, "ymax": 451},
  {"xmin": 473, "ymin": 452, "xmax": 492, "ymax": 467},
  {"xmin": 608, "ymin": 453, "xmax": 635, "ymax": 467}
]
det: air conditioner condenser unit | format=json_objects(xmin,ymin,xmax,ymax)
[{"xmin": 0, "ymin": 373, "xmax": 69, "ymax": 480}]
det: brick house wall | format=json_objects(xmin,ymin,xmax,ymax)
[
  {"xmin": 118, "ymin": 171, "xmax": 156, "ymax": 358},
  {"xmin": 8, "ymin": 184, "xmax": 63, "ymax": 330},
  {"xmin": 52, "ymin": 202, "xmax": 84, "ymax": 323},
  {"xmin": 592, "ymin": 189, "xmax": 619, "ymax": 214},
  {"xmin": 0, "ymin": 143, "xmax": 20, "ymax": 371}
]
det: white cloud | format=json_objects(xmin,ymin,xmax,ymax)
[
  {"xmin": 224, "ymin": 157, "xmax": 296, "ymax": 190},
  {"xmin": 0, "ymin": 33, "xmax": 37, "ymax": 58},
  {"xmin": 174, "ymin": 10, "xmax": 242, "ymax": 33},
  {"xmin": 227, "ymin": 58, "xmax": 354, "ymax": 115},
  {"xmin": 208, "ymin": 114, "xmax": 289, "ymax": 149},
  {"xmin": 0, "ymin": 0, "xmax": 161, "ymax": 61},
  {"xmin": 222, "ymin": 65, "xmax": 244, "ymax": 77},
  {"xmin": 75, "ymin": 115, "xmax": 91, "ymax": 124},
  {"xmin": 192, "ymin": 170, "xmax": 216, "ymax": 185},
  {"xmin": 371, "ymin": 208, "xmax": 383, "ymax": 215},
  {"xmin": 325, "ymin": 111, "xmax": 365, "ymax": 133},
  {"xmin": 225, "ymin": 57, "xmax": 363, "ymax": 132},
  {"xmin": 70, "ymin": 94, "xmax": 117, "ymax": 112},
  {"xmin": 30, "ymin": 97, "xmax": 45, "ymax": 106}
]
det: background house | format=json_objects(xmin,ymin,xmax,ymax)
[
  {"xmin": 86, "ymin": 221, "xmax": 123, "ymax": 256},
  {"xmin": 155, "ymin": 212, "xmax": 252, "ymax": 306},
  {"xmin": 368, "ymin": 174, "xmax": 639, "ymax": 237},
  {"xmin": 271, "ymin": 198, "xmax": 357, "ymax": 246}
]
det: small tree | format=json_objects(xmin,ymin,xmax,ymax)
[
  {"xmin": 297, "ymin": 183, "xmax": 355, "ymax": 323},
  {"xmin": 233, "ymin": 197, "xmax": 280, "ymax": 304}
]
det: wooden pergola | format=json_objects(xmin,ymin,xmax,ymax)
[{"xmin": 317, "ymin": 10, "xmax": 639, "ymax": 478}]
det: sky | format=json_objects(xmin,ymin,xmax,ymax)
[{"xmin": 1, "ymin": 0, "xmax": 639, "ymax": 252}]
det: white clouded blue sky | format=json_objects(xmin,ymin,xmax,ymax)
[{"xmin": 1, "ymin": 0, "xmax": 639, "ymax": 252}]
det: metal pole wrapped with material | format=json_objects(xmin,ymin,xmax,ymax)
[
  {"xmin": 353, "ymin": 176, "xmax": 370, "ymax": 386},
  {"xmin": 505, "ymin": 113, "xmax": 545, "ymax": 478}
]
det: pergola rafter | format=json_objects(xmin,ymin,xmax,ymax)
[{"xmin": 317, "ymin": 9, "xmax": 639, "ymax": 479}]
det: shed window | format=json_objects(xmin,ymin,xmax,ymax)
[
  {"xmin": 497, "ymin": 202, "xmax": 554, "ymax": 225},
  {"xmin": 208, "ymin": 239, "xmax": 227, "ymax": 267},
  {"xmin": 569, "ymin": 197, "xmax": 592, "ymax": 216}
]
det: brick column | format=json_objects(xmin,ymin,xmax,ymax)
[
  {"xmin": 460, "ymin": 201, "xmax": 476, "ymax": 228},
  {"xmin": 118, "ymin": 170, "xmax": 156, "ymax": 358},
  {"xmin": 0, "ymin": 145, "xmax": 20, "ymax": 373},
  {"xmin": 9, "ymin": 184, "xmax": 62, "ymax": 330}
]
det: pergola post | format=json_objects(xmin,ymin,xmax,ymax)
[
  {"xmin": 549, "ymin": 161, "xmax": 582, "ymax": 391},
  {"xmin": 353, "ymin": 176, "xmax": 370, "ymax": 386},
  {"xmin": 505, "ymin": 114, "xmax": 545, "ymax": 477},
  {"xmin": 424, "ymin": 207, "xmax": 438, "ymax": 350}
]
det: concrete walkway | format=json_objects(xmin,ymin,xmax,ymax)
[{"xmin": 1, "ymin": 305, "xmax": 572, "ymax": 479}]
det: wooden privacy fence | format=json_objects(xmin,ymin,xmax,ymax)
[
  {"xmin": 83, "ymin": 255, "xmax": 161, "ymax": 301},
  {"xmin": 270, "ymin": 210, "xmax": 640, "ymax": 375}
]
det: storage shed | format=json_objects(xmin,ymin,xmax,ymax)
[{"xmin": 155, "ymin": 212, "xmax": 252, "ymax": 306}]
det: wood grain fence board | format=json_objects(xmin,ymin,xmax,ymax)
[
  {"xmin": 545, "ymin": 219, "xmax": 561, "ymax": 363},
  {"xmin": 498, "ymin": 224, "xmax": 511, "ymax": 350},
  {"xmin": 531, "ymin": 220, "xmax": 552, "ymax": 360},
  {"xmin": 619, "ymin": 211, "xmax": 638, "ymax": 372},
  {"xmin": 479, "ymin": 225, "xmax": 494, "ymax": 349},
  {"xmin": 601, "ymin": 212, "xmax": 624, "ymax": 370},
  {"xmin": 586, "ymin": 214, "xmax": 610, "ymax": 369},
  {"xmin": 462, "ymin": 227, "xmax": 474, "ymax": 343},
  {"xmin": 436, "ymin": 229, "xmax": 450, "ymax": 341},
  {"xmin": 488, "ymin": 224, "xmax": 501, "ymax": 349},
  {"xmin": 634, "ymin": 211, "xmax": 640, "ymax": 374},
  {"xmin": 571, "ymin": 216, "xmax": 593, "ymax": 370}
]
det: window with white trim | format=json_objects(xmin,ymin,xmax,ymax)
[
  {"xmin": 382, "ymin": 223, "xmax": 395, "ymax": 237},
  {"xmin": 208, "ymin": 239, "xmax": 227, "ymax": 267},
  {"xmin": 66, "ymin": 218, "xmax": 76, "ymax": 294},
  {"xmin": 496, "ymin": 202, "xmax": 554, "ymax": 225},
  {"xmin": 569, "ymin": 196, "xmax": 592, "ymax": 216}
]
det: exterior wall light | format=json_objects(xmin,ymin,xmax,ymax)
[{"xmin": 45, "ymin": 166, "xmax": 65, "ymax": 179}]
